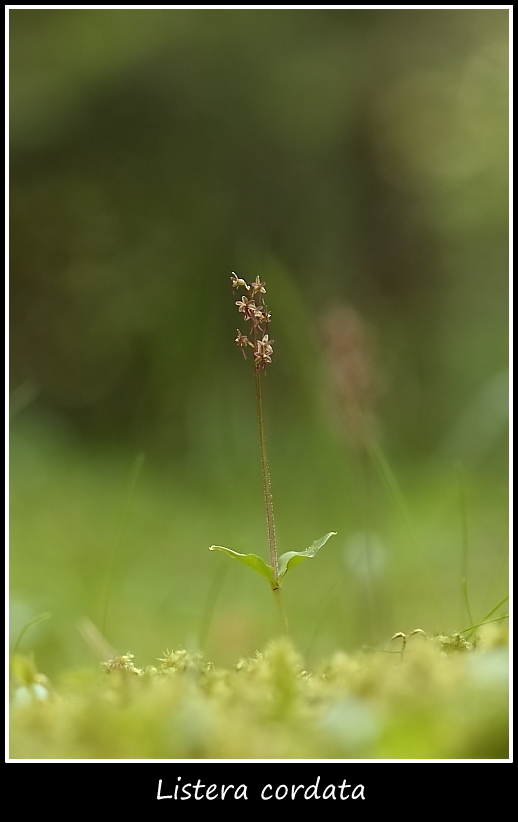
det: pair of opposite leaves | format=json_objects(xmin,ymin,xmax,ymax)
[{"xmin": 209, "ymin": 532, "xmax": 336, "ymax": 590}]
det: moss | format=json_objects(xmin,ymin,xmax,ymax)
[{"xmin": 9, "ymin": 632, "xmax": 508, "ymax": 760}]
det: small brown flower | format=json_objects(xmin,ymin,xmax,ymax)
[
  {"xmin": 253, "ymin": 334, "xmax": 274, "ymax": 369},
  {"xmin": 235, "ymin": 329, "xmax": 253, "ymax": 358},
  {"xmin": 250, "ymin": 276, "xmax": 266, "ymax": 297},
  {"xmin": 253, "ymin": 307, "xmax": 272, "ymax": 326},
  {"xmin": 231, "ymin": 272, "xmax": 250, "ymax": 290},
  {"xmin": 235, "ymin": 295, "xmax": 258, "ymax": 321}
]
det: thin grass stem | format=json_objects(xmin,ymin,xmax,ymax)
[
  {"xmin": 198, "ymin": 559, "xmax": 229, "ymax": 651},
  {"xmin": 100, "ymin": 452, "xmax": 145, "ymax": 638},
  {"xmin": 459, "ymin": 614, "xmax": 509, "ymax": 634},
  {"xmin": 457, "ymin": 464, "xmax": 475, "ymax": 631},
  {"xmin": 479, "ymin": 594, "xmax": 509, "ymax": 625},
  {"xmin": 11, "ymin": 612, "xmax": 51, "ymax": 657}
]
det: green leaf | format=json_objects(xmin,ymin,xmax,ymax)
[
  {"xmin": 209, "ymin": 546, "xmax": 275, "ymax": 588},
  {"xmin": 278, "ymin": 532, "xmax": 337, "ymax": 583}
]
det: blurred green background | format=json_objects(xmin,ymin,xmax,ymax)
[{"xmin": 9, "ymin": 9, "xmax": 508, "ymax": 677}]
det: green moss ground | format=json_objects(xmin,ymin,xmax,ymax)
[{"xmin": 10, "ymin": 625, "xmax": 508, "ymax": 760}]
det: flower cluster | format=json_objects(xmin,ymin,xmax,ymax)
[{"xmin": 232, "ymin": 272, "xmax": 274, "ymax": 370}]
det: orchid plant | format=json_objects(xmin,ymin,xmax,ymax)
[{"xmin": 209, "ymin": 273, "xmax": 336, "ymax": 634}]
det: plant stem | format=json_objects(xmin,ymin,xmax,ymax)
[
  {"xmin": 11, "ymin": 612, "xmax": 51, "ymax": 657},
  {"xmin": 480, "ymin": 594, "xmax": 509, "ymax": 624},
  {"xmin": 459, "ymin": 614, "xmax": 509, "ymax": 634},
  {"xmin": 457, "ymin": 464, "xmax": 475, "ymax": 631},
  {"xmin": 254, "ymin": 365, "xmax": 278, "ymax": 579},
  {"xmin": 101, "ymin": 452, "xmax": 145, "ymax": 638},
  {"xmin": 273, "ymin": 587, "xmax": 290, "ymax": 638},
  {"xmin": 198, "ymin": 559, "xmax": 229, "ymax": 651},
  {"xmin": 361, "ymin": 447, "xmax": 377, "ymax": 644}
]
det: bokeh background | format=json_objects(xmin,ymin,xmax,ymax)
[{"xmin": 9, "ymin": 8, "xmax": 509, "ymax": 677}]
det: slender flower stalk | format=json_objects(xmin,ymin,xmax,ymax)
[
  {"xmin": 254, "ymin": 361, "xmax": 277, "ymax": 578},
  {"xmin": 232, "ymin": 273, "xmax": 279, "ymax": 583},
  {"xmin": 208, "ymin": 275, "xmax": 336, "ymax": 640},
  {"xmin": 233, "ymin": 272, "xmax": 287, "ymax": 635}
]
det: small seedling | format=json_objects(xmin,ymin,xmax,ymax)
[{"xmin": 209, "ymin": 274, "xmax": 336, "ymax": 634}]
